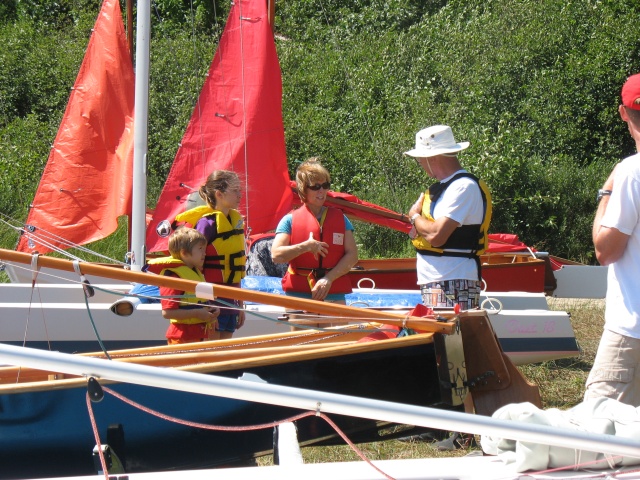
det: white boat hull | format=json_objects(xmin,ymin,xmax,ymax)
[
  {"xmin": 1, "ymin": 281, "xmax": 579, "ymax": 365},
  {"xmin": 20, "ymin": 455, "xmax": 640, "ymax": 480}
]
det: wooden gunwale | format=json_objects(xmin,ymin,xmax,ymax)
[{"xmin": 353, "ymin": 253, "xmax": 544, "ymax": 272}]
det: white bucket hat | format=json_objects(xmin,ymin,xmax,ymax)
[{"xmin": 404, "ymin": 125, "xmax": 469, "ymax": 158}]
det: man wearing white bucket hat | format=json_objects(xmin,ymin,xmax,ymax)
[
  {"xmin": 586, "ymin": 73, "xmax": 640, "ymax": 406},
  {"xmin": 405, "ymin": 125, "xmax": 492, "ymax": 311}
]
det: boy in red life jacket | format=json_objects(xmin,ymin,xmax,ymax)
[{"xmin": 154, "ymin": 228, "xmax": 220, "ymax": 344}]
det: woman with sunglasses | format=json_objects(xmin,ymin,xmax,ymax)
[{"xmin": 271, "ymin": 158, "xmax": 358, "ymax": 309}]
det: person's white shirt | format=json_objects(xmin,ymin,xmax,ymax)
[
  {"xmin": 601, "ymin": 153, "xmax": 640, "ymax": 338},
  {"xmin": 416, "ymin": 170, "xmax": 484, "ymax": 285}
]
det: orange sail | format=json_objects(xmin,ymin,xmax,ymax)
[
  {"xmin": 145, "ymin": 0, "xmax": 292, "ymax": 253},
  {"xmin": 16, "ymin": 0, "xmax": 134, "ymax": 254}
]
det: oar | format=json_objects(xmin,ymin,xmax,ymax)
[{"xmin": 0, "ymin": 248, "xmax": 455, "ymax": 334}]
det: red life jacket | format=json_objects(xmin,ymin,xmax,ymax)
[{"xmin": 281, "ymin": 205, "xmax": 352, "ymax": 295}]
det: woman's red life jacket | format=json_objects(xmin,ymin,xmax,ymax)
[{"xmin": 281, "ymin": 205, "xmax": 352, "ymax": 295}]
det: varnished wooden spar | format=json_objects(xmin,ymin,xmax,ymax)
[
  {"xmin": 0, "ymin": 326, "xmax": 436, "ymax": 393},
  {"xmin": 0, "ymin": 248, "xmax": 455, "ymax": 334},
  {"xmin": 0, "ymin": 326, "xmax": 378, "ymax": 382},
  {"xmin": 0, "ymin": 343, "xmax": 354, "ymax": 382}
]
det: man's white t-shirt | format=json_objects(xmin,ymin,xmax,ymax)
[
  {"xmin": 601, "ymin": 153, "xmax": 640, "ymax": 338},
  {"xmin": 416, "ymin": 170, "xmax": 484, "ymax": 285}
]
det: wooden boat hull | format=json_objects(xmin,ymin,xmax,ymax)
[
  {"xmin": 349, "ymin": 254, "xmax": 550, "ymax": 292},
  {"xmin": 0, "ymin": 331, "xmax": 450, "ymax": 478},
  {"xmin": 6, "ymin": 252, "xmax": 548, "ymax": 292}
]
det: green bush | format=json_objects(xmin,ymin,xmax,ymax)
[
  {"xmin": 0, "ymin": 114, "xmax": 54, "ymax": 249},
  {"xmin": 279, "ymin": 0, "xmax": 640, "ymax": 260},
  {"xmin": 0, "ymin": 11, "xmax": 91, "ymax": 238},
  {"xmin": 2, "ymin": 0, "xmax": 640, "ymax": 265},
  {"xmin": 146, "ymin": 31, "xmax": 218, "ymax": 204}
]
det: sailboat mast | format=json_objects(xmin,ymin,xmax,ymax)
[
  {"xmin": 267, "ymin": 0, "xmax": 275, "ymax": 31},
  {"xmin": 127, "ymin": 0, "xmax": 134, "ymax": 64},
  {"xmin": 131, "ymin": 0, "xmax": 151, "ymax": 270}
]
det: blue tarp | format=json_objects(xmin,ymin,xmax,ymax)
[
  {"xmin": 110, "ymin": 276, "xmax": 421, "ymax": 315},
  {"xmin": 242, "ymin": 276, "xmax": 422, "ymax": 307}
]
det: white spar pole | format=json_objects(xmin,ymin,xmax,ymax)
[
  {"xmin": 130, "ymin": 0, "xmax": 150, "ymax": 271},
  {"xmin": 2, "ymin": 343, "xmax": 640, "ymax": 461}
]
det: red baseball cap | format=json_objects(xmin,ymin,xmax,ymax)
[{"xmin": 622, "ymin": 73, "xmax": 640, "ymax": 110}]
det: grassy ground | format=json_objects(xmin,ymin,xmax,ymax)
[
  {"xmin": 258, "ymin": 298, "xmax": 606, "ymax": 465},
  {"xmin": 520, "ymin": 299, "xmax": 605, "ymax": 409}
]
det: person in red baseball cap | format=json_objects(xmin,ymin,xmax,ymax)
[
  {"xmin": 622, "ymin": 73, "xmax": 640, "ymax": 109},
  {"xmin": 586, "ymin": 73, "xmax": 640, "ymax": 406},
  {"xmin": 620, "ymin": 73, "xmax": 640, "ymax": 151}
]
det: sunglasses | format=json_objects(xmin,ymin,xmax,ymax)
[{"xmin": 307, "ymin": 182, "xmax": 331, "ymax": 191}]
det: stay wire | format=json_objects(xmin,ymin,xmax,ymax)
[
  {"xmin": 188, "ymin": 0, "xmax": 211, "ymax": 191},
  {"xmin": 238, "ymin": 0, "xmax": 252, "ymax": 233},
  {"xmin": 0, "ymin": 212, "xmax": 123, "ymax": 265}
]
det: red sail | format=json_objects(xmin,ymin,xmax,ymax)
[
  {"xmin": 16, "ymin": 0, "xmax": 134, "ymax": 254},
  {"xmin": 289, "ymin": 181, "xmax": 413, "ymax": 234},
  {"xmin": 146, "ymin": 0, "xmax": 291, "ymax": 253}
]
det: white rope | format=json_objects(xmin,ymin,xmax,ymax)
[{"xmin": 480, "ymin": 297, "xmax": 503, "ymax": 314}]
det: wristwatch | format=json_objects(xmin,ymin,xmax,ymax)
[
  {"xmin": 597, "ymin": 189, "xmax": 612, "ymax": 202},
  {"xmin": 410, "ymin": 213, "xmax": 421, "ymax": 225}
]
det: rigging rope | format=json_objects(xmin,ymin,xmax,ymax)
[
  {"xmin": 86, "ymin": 392, "xmax": 111, "ymax": 480},
  {"xmin": 238, "ymin": 1, "xmax": 252, "ymax": 234},
  {"xmin": 86, "ymin": 383, "xmax": 397, "ymax": 480},
  {"xmin": 78, "ymin": 381, "xmax": 640, "ymax": 480}
]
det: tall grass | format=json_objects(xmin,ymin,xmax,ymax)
[
  {"xmin": 520, "ymin": 299, "xmax": 604, "ymax": 409},
  {"xmin": 258, "ymin": 299, "xmax": 605, "ymax": 464}
]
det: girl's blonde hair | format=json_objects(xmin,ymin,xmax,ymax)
[
  {"xmin": 295, "ymin": 157, "xmax": 331, "ymax": 201},
  {"xmin": 199, "ymin": 170, "xmax": 241, "ymax": 208},
  {"xmin": 168, "ymin": 227, "xmax": 207, "ymax": 259}
]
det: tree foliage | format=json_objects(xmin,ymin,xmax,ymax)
[
  {"xmin": 1, "ymin": 0, "xmax": 639, "ymax": 263},
  {"xmin": 277, "ymin": 0, "xmax": 640, "ymax": 260}
]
